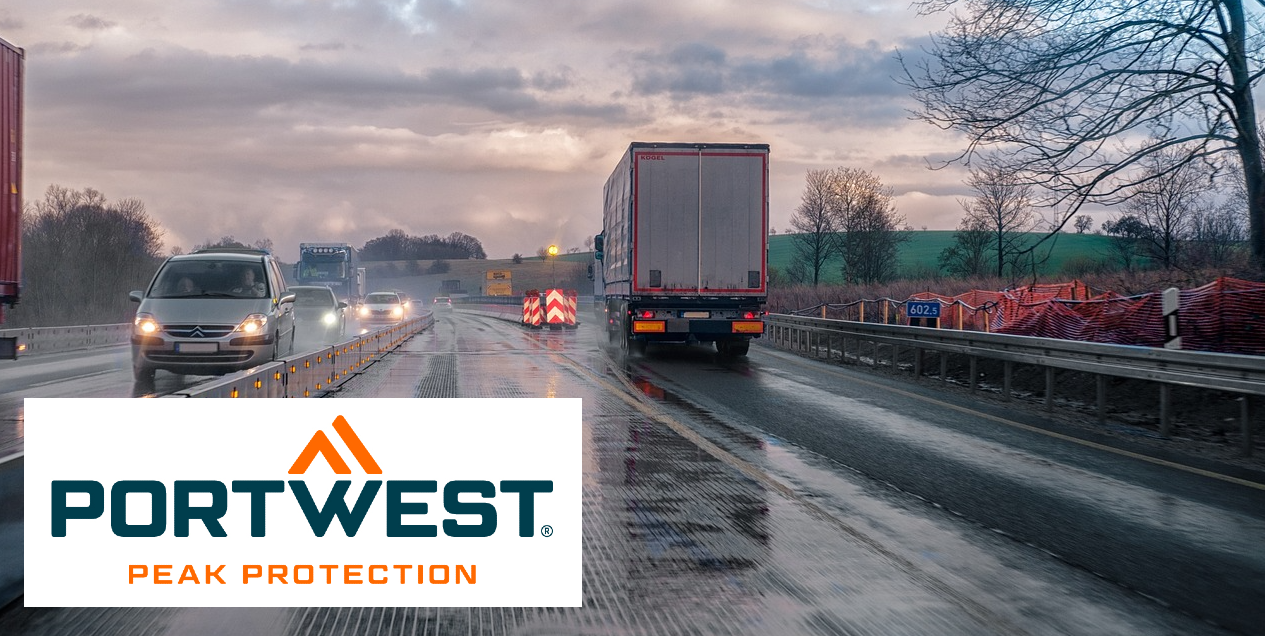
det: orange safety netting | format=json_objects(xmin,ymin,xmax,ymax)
[{"xmin": 909, "ymin": 278, "xmax": 1265, "ymax": 355}]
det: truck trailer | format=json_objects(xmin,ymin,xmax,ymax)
[
  {"xmin": 0, "ymin": 36, "xmax": 22, "ymax": 332},
  {"xmin": 296, "ymin": 242, "xmax": 362, "ymax": 306},
  {"xmin": 596, "ymin": 142, "xmax": 768, "ymax": 356}
]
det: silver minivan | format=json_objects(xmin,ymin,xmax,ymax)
[{"xmin": 129, "ymin": 249, "xmax": 296, "ymax": 382}]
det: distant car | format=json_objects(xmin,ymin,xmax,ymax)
[
  {"xmin": 289, "ymin": 285, "xmax": 347, "ymax": 344},
  {"xmin": 432, "ymin": 296, "xmax": 453, "ymax": 312},
  {"xmin": 358, "ymin": 291, "xmax": 408, "ymax": 326},
  {"xmin": 128, "ymin": 248, "xmax": 296, "ymax": 382}
]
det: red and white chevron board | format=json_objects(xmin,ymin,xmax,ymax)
[
  {"xmin": 565, "ymin": 292, "xmax": 577, "ymax": 324},
  {"xmin": 545, "ymin": 289, "xmax": 568, "ymax": 324},
  {"xmin": 522, "ymin": 294, "xmax": 542, "ymax": 326},
  {"xmin": 530, "ymin": 295, "xmax": 543, "ymax": 326}
]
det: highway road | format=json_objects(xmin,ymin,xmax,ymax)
[{"xmin": 0, "ymin": 309, "xmax": 1261, "ymax": 635}]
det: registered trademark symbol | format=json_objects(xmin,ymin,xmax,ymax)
[{"xmin": 541, "ymin": 525, "xmax": 554, "ymax": 537}]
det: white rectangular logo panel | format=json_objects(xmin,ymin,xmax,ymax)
[{"xmin": 24, "ymin": 398, "xmax": 582, "ymax": 607}]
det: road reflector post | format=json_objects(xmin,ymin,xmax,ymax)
[{"xmin": 1162, "ymin": 287, "xmax": 1181, "ymax": 349}]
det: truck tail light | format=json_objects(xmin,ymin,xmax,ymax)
[
  {"xmin": 744, "ymin": 311, "xmax": 756, "ymax": 319},
  {"xmin": 640, "ymin": 310, "xmax": 655, "ymax": 319}
]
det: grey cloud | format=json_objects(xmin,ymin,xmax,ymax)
[
  {"xmin": 530, "ymin": 68, "xmax": 574, "ymax": 92},
  {"xmin": 0, "ymin": 17, "xmax": 22, "ymax": 30},
  {"xmin": 66, "ymin": 14, "xmax": 115, "ymax": 31},
  {"xmin": 632, "ymin": 40, "xmax": 906, "ymax": 101},
  {"xmin": 28, "ymin": 41, "xmax": 89, "ymax": 55},
  {"xmin": 299, "ymin": 42, "xmax": 347, "ymax": 52}
]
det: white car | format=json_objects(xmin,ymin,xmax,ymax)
[{"xmin": 357, "ymin": 291, "xmax": 408, "ymax": 326}]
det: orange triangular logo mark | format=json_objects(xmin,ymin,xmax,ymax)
[{"xmin": 288, "ymin": 415, "xmax": 383, "ymax": 475}]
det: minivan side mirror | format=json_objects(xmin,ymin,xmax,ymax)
[
  {"xmin": 337, "ymin": 301, "xmax": 348, "ymax": 309},
  {"xmin": 129, "ymin": 290, "xmax": 144, "ymax": 303},
  {"xmin": 279, "ymin": 292, "xmax": 297, "ymax": 305}
]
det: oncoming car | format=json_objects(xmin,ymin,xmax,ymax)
[
  {"xmin": 289, "ymin": 285, "xmax": 348, "ymax": 345},
  {"xmin": 357, "ymin": 291, "xmax": 408, "ymax": 326},
  {"xmin": 128, "ymin": 249, "xmax": 296, "ymax": 382}
]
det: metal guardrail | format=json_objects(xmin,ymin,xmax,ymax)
[
  {"xmin": 766, "ymin": 314, "xmax": 1263, "ymax": 455},
  {"xmin": 0, "ymin": 324, "xmax": 132, "ymax": 358}
]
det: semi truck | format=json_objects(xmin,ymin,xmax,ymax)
[
  {"xmin": 0, "ymin": 37, "xmax": 22, "ymax": 346},
  {"xmin": 595, "ymin": 142, "xmax": 768, "ymax": 356},
  {"xmin": 295, "ymin": 242, "xmax": 363, "ymax": 305}
]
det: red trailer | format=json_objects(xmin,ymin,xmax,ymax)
[{"xmin": 0, "ymin": 36, "xmax": 21, "ymax": 328}]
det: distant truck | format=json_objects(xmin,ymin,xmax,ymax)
[
  {"xmin": 0, "ymin": 37, "xmax": 22, "ymax": 342},
  {"xmin": 596, "ymin": 142, "xmax": 768, "ymax": 356},
  {"xmin": 296, "ymin": 242, "xmax": 362, "ymax": 305}
]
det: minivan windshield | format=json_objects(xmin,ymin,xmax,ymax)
[
  {"xmin": 365, "ymin": 293, "xmax": 400, "ymax": 304},
  {"xmin": 149, "ymin": 261, "xmax": 270, "ymax": 299}
]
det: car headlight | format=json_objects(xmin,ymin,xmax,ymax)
[
  {"xmin": 392, "ymin": 306, "xmax": 404, "ymax": 317},
  {"xmin": 359, "ymin": 306, "xmax": 370, "ymax": 317},
  {"xmin": 323, "ymin": 312, "xmax": 336, "ymax": 325},
  {"xmin": 235, "ymin": 314, "xmax": 269, "ymax": 334},
  {"xmin": 134, "ymin": 313, "xmax": 159, "ymax": 335}
]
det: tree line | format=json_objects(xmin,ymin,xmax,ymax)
[
  {"xmin": 359, "ymin": 229, "xmax": 486, "ymax": 261},
  {"xmin": 7, "ymin": 186, "xmax": 490, "ymax": 327}
]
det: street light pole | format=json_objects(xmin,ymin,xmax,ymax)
[{"xmin": 547, "ymin": 244, "xmax": 559, "ymax": 288}]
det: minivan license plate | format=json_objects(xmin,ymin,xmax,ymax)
[{"xmin": 175, "ymin": 342, "xmax": 217, "ymax": 353}]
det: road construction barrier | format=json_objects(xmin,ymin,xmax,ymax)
[
  {"xmin": 522, "ymin": 291, "xmax": 543, "ymax": 327},
  {"xmin": 545, "ymin": 289, "xmax": 568, "ymax": 327}
]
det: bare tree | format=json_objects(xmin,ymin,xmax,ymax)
[
  {"xmin": 900, "ymin": 0, "xmax": 1265, "ymax": 271},
  {"xmin": 788, "ymin": 169, "xmax": 840, "ymax": 286},
  {"xmin": 12, "ymin": 185, "xmax": 165, "ymax": 326},
  {"xmin": 955, "ymin": 165, "xmax": 1041, "ymax": 279},
  {"xmin": 1074, "ymin": 215, "xmax": 1094, "ymax": 234},
  {"xmin": 1189, "ymin": 206, "xmax": 1248, "ymax": 269},
  {"xmin": 829, "ymin": 168, "xmax": 908, "ymax": 284},
  {"xmin": 1120, "ymin": 148, "xmax": 1210, "ymax": 269},
  {"xmin": 938, "ymin": 216, "xmax": 992, "ymax": 277},
  {"xmin": 1189, "ymin": 175, "xmax": 1250, "ymax": 268},
  {"xmin": 1102, "ymin": 215, "xmax": 1150, "ymax": 272}
]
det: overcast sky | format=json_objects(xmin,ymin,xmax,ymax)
[{"xmin": 3, "ymin": 0, "xmax": 983, "ymax": 261}]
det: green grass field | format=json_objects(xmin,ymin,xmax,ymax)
[
  {"xmin": 768, "ymin": 231, "xmax": 1116, "ymax": 283},
  {"xmin": 355, "ymin": 232, "xmax": 1117, "ymax": 299}
]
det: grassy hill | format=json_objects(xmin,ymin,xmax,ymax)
[
  {"xmin": 350, "ymin": 232, "xmax": 1117, "ymax": 300},
  {"xmin": 769, "ymin": 231, "xmax": 1116, "ymax": 283}
]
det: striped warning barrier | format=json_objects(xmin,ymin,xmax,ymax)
[
  {"xmin": 545, "ymin": 289, "xmax": 569, "ymax": 326},
  {"xmin": 565, "ymin": 290, "xmax": 578, "ymax": 326},
  {"xmin": 522, "ymin": 291, "xmax": 543, "ymax": 328}
]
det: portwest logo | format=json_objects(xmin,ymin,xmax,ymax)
[
  {"xmin": 51, "ymin": 415, "xmax": 554, "ymax": 540},
  {"xmin": 26, "ymin": 399, "xmax": 582, "ymax": 607}
]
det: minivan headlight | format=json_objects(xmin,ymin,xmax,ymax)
[
  {"xmin": 323, "ymin": 312, "xmax": 337, "ymax": 325},
  {"xmin": 359, "ymin": 306, "xmax": 370, "ymax": 317},
  {"xmin": 235, "ymin": 314, "xmax": 269, "ymax": 334},
  {"xmin": 134, "ymin": 313, "xmax": 159, "ymax": 334},
  {"xmin": 392, "ymin": 306, "xmax": 404, "ymax": 317}
]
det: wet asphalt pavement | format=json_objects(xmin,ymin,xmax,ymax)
[{"xmin": 0, "ymin": 310, "xmax": 1261, "ymax": 635}]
